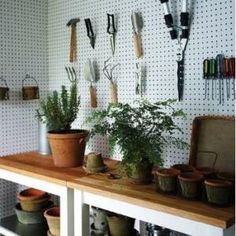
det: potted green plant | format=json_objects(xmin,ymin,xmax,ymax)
[
  {"xmin": 36, "ymin": 79, "xmax": 89, "ymax": 168},
  {"xmin": 87, "ymin": 99, "xmax": 187, "ymax": 184}
]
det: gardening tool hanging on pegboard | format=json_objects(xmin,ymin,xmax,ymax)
[
  {"xmin": 159, "ymin": 0, "xmax": 191, "ymax": 101},
  {"xmin": 67, "ymin": 18, "xmax": 80, "ymax": 63}
]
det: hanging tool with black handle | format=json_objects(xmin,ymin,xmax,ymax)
[
  {"xmin": 229, "ymin": 57, "xmax": 235, "ymax": 100},
  {"xmin": 107, "ymin": 14, "xmax": 117, "ymax": 56},
  {"xmin": 159, "ymin": 0, "xmax": 190, "ymax": 101},
  {"xmin": 216, "ymin": 54, "xmax": 224, "ymax": 104},
  {"xmin": 209, "ymin": 58, "xmax": 216, "ymax": 101},
  {"xmin": 203, "ymin": 59, "xmax": 210, "ymax": 100},
  {"xmin": 85, "ymin": 18, "xmax": 96, "ymax": 49}
]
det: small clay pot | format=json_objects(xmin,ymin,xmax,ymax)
[
  {"xmin": 172, "ymin": 164, "xmax": 195, "ymax": 173},
  {"xmin": 195, "ymin": 167, "xmax": 215, "ymax": 179},
  {"xmin": 107, "ymin": 215, "xmax": 134, "ymax": 236},
  {"xmin": 17, "ymin": 188, "xmax": 48, "ymax": 201},
  {"xmin": 205, "ymin": 179, "xmax": 232, "ymax": 206},
  {"xmin": 19, "ymin": 194, "xmax": 51, "ymax": 212},
  {"xmin": 83, "ymin": 152, "xmax": 107, "ymax": 173},
  {"xmin": 44, "ymin": 207, "xmax": 60, "ymax": 236},
  {"xmin": 15, "ymin": 201, "xmax": 53, "ymax": 225},
  {"xmin": 178, "ymin": 172, "xmax": 204, "ymax": 199},
  {"xmin": 128, "ymin": 161, "xmax": 153, "ymax": 184},
  {"xmin": 155, "ymin": 168, "xmax": 180, "ymax": 193}
]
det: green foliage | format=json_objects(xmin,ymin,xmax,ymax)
[
  {"xmin": 36, "ymin": 83, "xmax": 80, "ymax": 131},
  {"xmin": 87, "ymin": 99, "xmax": 188, "ymax": 168}
]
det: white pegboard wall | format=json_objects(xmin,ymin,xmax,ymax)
[
  {"xmin": 48, "ymin": 0, "xmax": 235, "ymax": 166},
  {"xmin": 0, "ymin": 0, "xmax": 48, "ymax": 218}
]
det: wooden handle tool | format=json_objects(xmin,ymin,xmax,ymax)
[
  {"xmin": 133, "ymin": 32, "xmax": 143, "ymax": 59},
  {"xmin": 89, "ymin": 85, "xmax": 97, "ymax": 108},
  {"xmin": 70, "ymin": 25, "xmax": 77, "ymax": 63},
  {"xmin": 110, "ymin": 82, "xmax": 118, "ymax": 104}
]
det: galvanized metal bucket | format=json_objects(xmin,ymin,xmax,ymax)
[{"xmin": 38, "ymin": 116, "xmax": 51, "ymax": 155}]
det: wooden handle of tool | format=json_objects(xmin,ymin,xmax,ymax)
[
  {"xmin": 133, "ymin": 32, "xmax": 143, "ymax": 59},
  {"xmin": 110, "ymin": 82, "xmax": 118, "ymax": 104},
  {"xmin": 89, "ymin": 85, "xmax": 97, "ymax": 108},
  {"xmin": 69, "ymin": 25, "xmax": 77, "ymax": 63}
]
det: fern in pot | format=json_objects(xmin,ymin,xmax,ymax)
[
  {"xmin": 87, "ymin": 99, "xmax": 187, "ymax": 184},
  {"xmin": 36, "ymin": 78, "xmax": 89, "ymax": 168}
]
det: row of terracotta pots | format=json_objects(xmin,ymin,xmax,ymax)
[{"xmin": 155, "ymin": 164, "xmax": 234, "ymax": 206}]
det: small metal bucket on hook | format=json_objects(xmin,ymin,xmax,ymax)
[
  {"xmin": 0, "ymin": 77, "xmax": 9, "ymax": 101},
  {"xmin": 22, "ymin": 74, "xmax": 39, "ymax": 100}
]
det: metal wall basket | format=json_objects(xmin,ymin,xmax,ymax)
[
  {"xmin": 0, "ymin": 77, "xmax": 9, "ymax": 101},
  {"xmin": 22, "ymin": 74, "xmax": 40, "ymax": 100}
]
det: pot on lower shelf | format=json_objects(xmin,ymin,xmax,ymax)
[
  {"xmin": 155, "ymin": 168, "xmax": 180, "ymax": 193},
  {"xmin": 205, "ymin": 179, "xmax": 232, "ymax": 206},
  {"xmin": 48, "ymin": 129, "xmax": 89, "ymax": 168},
  {"xmin": 44, "ymin": 207, "xmax": 60, "ymax": 236},
  {"xmin": 107, "ymin": 214, "xmax": 135, "ymax": 236},
  {"xmin": 127, "ymin": 161, "xmax": 153, "ymax": 184},
  {"xmin": 195, "ymin": 167, "xmax": 215, "ymax": 179},
  {"xmin": 15, "ymin": 201, "xmax": 53, "ymax": 224},
  {"xmin": 178, "ymin": 172, "xmax": 204, "ymax": 199}
]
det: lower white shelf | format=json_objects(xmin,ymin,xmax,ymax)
[{"xmin": 0, "ymin": 215, "xmax": 48, "ymax": 236}]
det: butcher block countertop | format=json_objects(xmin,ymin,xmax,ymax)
[{"xmin": 0, "ymin": 152, "xmax": 234, "ymax": 229}]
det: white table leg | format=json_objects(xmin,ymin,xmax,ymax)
[
  {"xmin": 74, "ymin": 189, "xmax": 90, "ymax": 236},
  {"xmin": 60, "ymin": 187, "xmax": 74, "ymax": 236}
]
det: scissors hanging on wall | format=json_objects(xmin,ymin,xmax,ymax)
[{"xmin": 159, "ymin": 0, "xmax": 191, "ymax": 101}]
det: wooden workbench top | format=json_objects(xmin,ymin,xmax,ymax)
[
  {"xmin": 68, "ymin": 170, "xmax": 235, "ymax": 229},
  {"xmin": 0, "ymin": 152, "xmax": 234, "ymax": 229},
  {"xmin": 0, "ymin": 152, "xmax": 89, "ymax": 186}
]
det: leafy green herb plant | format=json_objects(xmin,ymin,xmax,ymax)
[
  {"xmin": 87, "ymin": 99, "xmax": 188, "ymax": 171},
  {"xmin": 36, "ymin": 83, "xmax": 80, "ymax": 131}
]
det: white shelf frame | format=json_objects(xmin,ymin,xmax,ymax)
[
  {"xmin": 0, "ymin": 169, "xmax": 74, "ymax": 236},
  {"xmin": 74, "ymin": 189, "xmax": 235, "ymax": 236}
]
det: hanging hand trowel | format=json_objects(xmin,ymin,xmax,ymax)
[
  {"xmin": 84, "ymin": 59, "xmax": 98, "ymax": 108},
  {"xmin": 67, "ymin": 18, "xmax": 80, "ymax": 63},
  {"xmin": 131, "ymin": 12, "xmax": 143, "ymax": 59}
]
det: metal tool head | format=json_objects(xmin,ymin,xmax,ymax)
[
  {"xmin": 67, "ymin": 18, "xmax": 80, "ymax": 27},
  {"xmin": 131, "ymin": 12, "xmax": 143, "ymax": 33}
]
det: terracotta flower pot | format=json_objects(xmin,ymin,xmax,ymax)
[
  {"xmin": 83, "ymin": 152, "xmax": 107, "ymax": 173},
  {"xmin": 19, "ymin": 194, "xmax": 51, "ymax": 212},
  {"xmin": 205, "ymin": 179, "xmax": 232, "ymax": 206},
  {"xmin": 48, "ymin": 129, "xmax": 89, "ymax": 168},
  {"xmin": 172, "ymin": 164, "xmax": 195, "ymax": 173},
  {"xmin": 17, "ymin": 188, "xmax": 48, "ymax": 201},
  {"xmin": 127, "ymin": 161, "xmax": 153, "ymax": 184},
  {"xmin": 155, "ymin": 168, "xmax": 180, "ymax": 193},
  {"xmin": 107, "ymin": 215, "xmax": 134, "ymax": 236},
  {"xmin": 178, "ymin": 172, "xmax": 204, "ymax": 199},
  {"xmin": 195, "ymin": 167, "xmax": 215, "ymax": 179},
  {"xmin": 15, "ymin": 201, "xmax": 53, "ymax": 225},
  {"xmin": 44, "ymin": 207, "xmax": 60, "ymax": 236}
]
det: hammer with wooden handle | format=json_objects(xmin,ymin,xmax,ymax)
[{"xmin": 67, "ymin": 18, "xmax": 80, "ymax": 63}]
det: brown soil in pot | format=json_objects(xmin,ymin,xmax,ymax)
[
  {"xmin": 17, "ymin": 188, "xmax": 47, "ymax": 201},
  {"xmin": 195, "ymin": 167, "xmax": 215, "ymax": 178},
  {"xmin": 172, "ymin": 164, "xmax": 195, "ymax": 173},
  {"xmin": 48, "ymin": 129, "xmax": 89, "ymax": 168}
]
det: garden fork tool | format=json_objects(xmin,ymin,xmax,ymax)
[
  {"xmin": 65, "ymin": 66, "xmax": 77, "ymax": 83},
  {"xmin": 160, "ymin": 0, "xmax": 191, "ymax": 101},
  {"xmin": 67, "ymin": 18, "xmax": 80, "ymax": 63}
]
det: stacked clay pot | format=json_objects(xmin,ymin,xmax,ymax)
[
  {"xmin": 16, "ymin": 188, "xmax": 52, "ymax": 225},
  {"xmin": 44, "ymin": 207, "xmax": 60, "ymax": 236}
]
